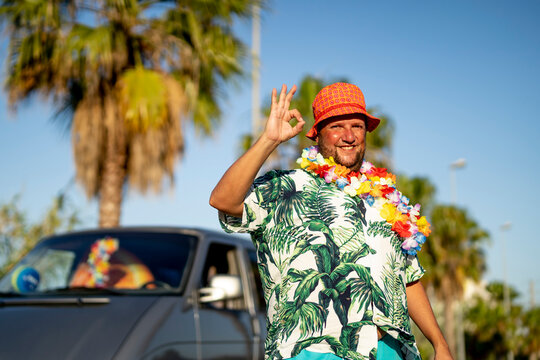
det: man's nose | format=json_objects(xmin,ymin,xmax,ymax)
[{"xmin": 342, "ymin": 127, "xmax": 355, "ymax": 142}]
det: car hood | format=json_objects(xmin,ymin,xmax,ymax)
[{"xmin": 0, "ymin": 295, "xmax": 158, "ymax": 360}]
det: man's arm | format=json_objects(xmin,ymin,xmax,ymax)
[
  {"xmin": 406, "ymin": 280, "xmax": 454, "ymax": 360},
  {"xmin": 209, "ymin": 84, "xmax": 305, "ymax": 217}
]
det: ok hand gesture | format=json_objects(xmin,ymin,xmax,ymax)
[{"xmin": 262, "ymin": 84, "xmax": 305, "ymax": 145}]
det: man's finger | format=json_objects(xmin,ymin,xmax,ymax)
[
  {"xmin": 271, "ymin": 88, "xmax": 277, "ymax": 107},
  {"xmin": 292, "ymin": 118, "xmax": 305, "ymax": 135},
  {"xmin": 285, "ymin": 85, "xmax": 297, "ymax": 104},
  {"xmin": 289, "ymin": 109, "xmax": 303, "ymax": 122},
  {"xmin": 278, "ymin": 84, "xmax": 288, "ymax": 107}
]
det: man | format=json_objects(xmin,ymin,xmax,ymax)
[{"xmin": 210, "ymin": 83, "xmax": 452, "ymax": 360}]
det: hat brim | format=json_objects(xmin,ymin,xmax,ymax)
[{"xmin": 306, "ymin": 109, "xmax": 381, "ymax": 140}]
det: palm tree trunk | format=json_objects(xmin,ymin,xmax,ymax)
[
  {"xmin": 98, "ymin": 149, "xmax": 125, "ymax": 227},
  {"xmin": 98, "ymin": 101, "xmax": 126, "ymax": 228}
]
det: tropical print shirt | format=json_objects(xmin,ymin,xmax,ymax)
[{"xmin": 219, "ymin": 169, "xmax": 425, "ymax": 360}]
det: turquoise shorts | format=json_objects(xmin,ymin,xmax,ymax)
[
  {"xmin": 287, "ymin": 335, "xmax": 403, "ymax": 360},
  {"xmin": 376, "ymin": 335, "xmax": 404, "ymax": 359}
]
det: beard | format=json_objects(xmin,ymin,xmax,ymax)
[{"xmin": 318, "ymin": 139, "xmax": 365, "ymax": 172}]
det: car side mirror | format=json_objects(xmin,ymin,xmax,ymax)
[{"xmin": 198, "ymin": 274, "xmax": 242, "ymax": 303}]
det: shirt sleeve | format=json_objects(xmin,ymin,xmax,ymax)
[
  {"xmin": 405, "ymin": 254, "xmax": 425, "ymax": 284},
  {"xmin": 219, "ymin": 170, "xmax": 281, "ymax": 234}
]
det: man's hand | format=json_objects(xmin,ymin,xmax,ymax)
[
  {"xmin": 434, "ymin": 345, "xmax": 454, "ymax": 360},
  {"xmin": 262, "ymin": 84, "xmax": 305, "ymax": 145}
]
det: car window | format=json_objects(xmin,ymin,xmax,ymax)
[
  {"xmin": 0, "ymin": 231, "xmax": 197, "ymax": 294},
  {"xmin": 247, "ymin": 249, "xmax": 266, "ymax": 312},
  {"xmin": 200, "ymin": 242, "xmax": 246, "ymax": 310}
]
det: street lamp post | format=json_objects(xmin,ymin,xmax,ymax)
[
  {"xmin": 501, "ymin": 221, "xmax": 513, "ymax": 360},
  {"xmin": 449, "ymin": 158, "xmax": 467, "ymax": 360},
  {"xmin": 251, "ymin": 3, "xmax": 261, "ymax": 139}
]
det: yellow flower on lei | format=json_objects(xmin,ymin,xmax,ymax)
[
  {"xmin": 380, "ymin": 203, "xmax": 399, "ymax": 223},
  {"xmin": 299, "ymin": 157, "xmax": 312, "ymax": 169},
  {"xmin": 357, "ymin": 181, "xmax": 371, "ymax": 195},
  {"xmin": 417, "ymin": 216, "xmax": 431, "ymax": 236}
]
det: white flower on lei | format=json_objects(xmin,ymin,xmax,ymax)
[{"xmin": 344, "ymin": 177, "xmax": 361, "ymax": 197}]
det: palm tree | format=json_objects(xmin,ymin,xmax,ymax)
[
  {"xmin": 1, "ymin": 0, "xmax": 262, "ymax": 226},
  {"xmin": 522, "ymin": 306, "xmax": 540, "ymax": 359},
  {"xmin": 464, "ymin": 282, "xmax": 526, "ymax": 359},
  {"xmin": 418, "ymin": 205, "xmax": 489, "ymax": 357}
]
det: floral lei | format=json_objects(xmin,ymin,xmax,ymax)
[
  {"xmin": 87, "ymin": 237, "xmax": 119, "ymax": 287},
  {"xmin": 296, "ymin": 146, "xmax": 431, "ymax": 255}
]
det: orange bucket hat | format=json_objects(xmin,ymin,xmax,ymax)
[{"xmin": 306, "ymin": 82, "xmax": 381, "ymax": 140}]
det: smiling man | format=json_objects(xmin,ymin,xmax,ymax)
[{"xmin": 210, "ymin": 83, "xmax": 452, "ymax": 360}]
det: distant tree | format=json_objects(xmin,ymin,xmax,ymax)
[
  {"xmin": 0, "ymin": 194, "xmax": 79, "ymax": 276},
  {"xmin": 521, "ymin": 306, "xmax": 540, "ymax": 359},
  {"xmin": 419, "ymin": 205, "xmax": 490, "ymax": 357},
  {"xmin": 464, "ymin": 282, "xmax": 537, "ymax": 360},
  {"xmin": 465, "ymin": 287, "xmax": 510, "ymax": 358},
  {"xmin": 1, "ymin": 0, "xmax": 263, "ymax": 227}
]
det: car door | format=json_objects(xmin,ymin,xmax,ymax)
[
  {"xmin": 195, "ymin": 241, "xmax": 256, "ymax": 360},
  {"xmin": 245, "ymin": 248, "xmax": 267, "ymax": 360}
]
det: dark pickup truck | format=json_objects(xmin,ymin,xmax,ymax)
[{"xmin": 0, "ymin": 227, "xmax": 267, "ymax": 360}]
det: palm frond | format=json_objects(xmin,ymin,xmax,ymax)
[
  {"xmin": 302, "ymin": 180, "xmax": 340, "ymax": 225},
  {"xmin": 291, "ymin": 335, "xmax": 341, "ymax": 357},
  {"xmin": 287, "ymin": 268, "xmax": 324, "ymax": 305},
  {"xmin": 331, "ymin": 225, "xmax": 366, "ymax": 255}
]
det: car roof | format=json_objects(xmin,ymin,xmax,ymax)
[{"xmin": 38, "ymin": 226, "xmax": 252, "ymax": 246}]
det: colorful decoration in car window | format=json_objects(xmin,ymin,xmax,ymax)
[
  {"xmin": 70, "ymin": 237, "xmax": 156, "ymax": 289},
  {"xmin": 87, "ymin": 237, "xmax": 119, "ymax": 288}
]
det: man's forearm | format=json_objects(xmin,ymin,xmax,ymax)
[
  {"xmin": 406, "ymin": 280, "xmax": 453, "ymax": 359},
  {"xmin": 209, "ymin": 135, "xmax": 278, "ymax": 217}
]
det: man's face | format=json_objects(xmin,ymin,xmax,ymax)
[{"xmin": 316, "ymin": 114, "xmax": 367, "ymax": 172}]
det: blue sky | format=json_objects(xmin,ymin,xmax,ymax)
[{"xmin": 1, "ymin": 0, "xmax": 539, "ymax": 305}]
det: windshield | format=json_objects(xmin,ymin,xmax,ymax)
[{"xmin": 0, "ymin": 230, "xmax": 197, "ymax": 295}]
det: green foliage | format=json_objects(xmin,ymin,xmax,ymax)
[
  {"xmin": 0, "ymin": 194, "xmax": 80, "ymax": 277},
  {"xmin": 464, "ymin": 281, "xmax": 539, "ymax": 359},
  {"xmin": 366, "ymin": 220, "xmax": 394, "ymax": 239},
  {"xmin": 521, "ymin": 306, "xmax": 540, "ymax": 356},
  {"xmin": 118, "ymin": 67, "xmax": 169, "ymax": 132}
]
